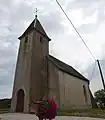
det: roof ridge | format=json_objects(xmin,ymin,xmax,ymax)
[
  {"xmin": 49, "ymin": 55, "xmax": 73, "ymax": 67},
  {"xmin": 48, "ymin": 55, "xmax": 89, "ymax": 83},
  {"xmin": 47, "ymin": 55, "xmax": 65, "ymax": 70}
]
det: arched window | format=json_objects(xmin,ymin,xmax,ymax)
[
  {"xmin": 25, "ymin": 36, "xmax": 28, "ymax": 43},
  {"xmin": 24, "ymin": 36, "xmax": 28, "ymax": 52},
  {"xmin": 40, "ymin": 36, "xmax": 43, "ymax": 43},
  {"xmin": 83, "ymin": 85, "xmax": 87, "ymax": 103}
]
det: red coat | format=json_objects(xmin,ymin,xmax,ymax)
[{"xmin": 45, "ymin": 99, "xmax": 57, "ymax": 119}]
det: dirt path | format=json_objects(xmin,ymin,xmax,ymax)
[{"xmin": 0, "ymin": 113, "xmax": 105, "ymax": 120}]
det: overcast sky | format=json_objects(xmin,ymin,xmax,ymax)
[{"xmin": 0, "ymin": 0, "xmax": 105, "ymax": 98}]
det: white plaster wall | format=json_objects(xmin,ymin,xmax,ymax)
[
  {"xmin": 58, "ymin": 70, "xmax": 92, "ymax": 110},
  {"xmin": 48, "ymin": 61, "xmax": 60, "ymax": 108}
]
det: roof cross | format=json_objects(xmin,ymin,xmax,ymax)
[{"xmin": 35, "ymin": 8, "xmax": 38, "ymax": 18}]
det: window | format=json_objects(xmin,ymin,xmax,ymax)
[
  {"xmin": 40, "ymin": 36, "xmax": 43, "ymax": 43},
  {"xmin": 25, "ymin": 36, "xmax": 28, "ymax": 43},
  {"xmin": 83, "ymin": 85, "xmax": 87, "ymax": 103},
  {"xmin": 24, "ymin": 36, "xmax": 28, "ymax": 52}
]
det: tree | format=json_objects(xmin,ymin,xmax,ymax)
[{"xmin": 94, "ymin": 89, "xmax": 105, "ymax": 109}]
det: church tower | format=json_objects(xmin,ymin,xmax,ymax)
[{"xmin": 11, "ymin": 16, "xmax": 51, "ymax": 113}]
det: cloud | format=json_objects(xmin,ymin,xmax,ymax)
[
  {"xmin": 0, "ymin": 0, "xmax": 66, "ymax": 98},
  {"xmin": 0, "ymin": 85, "xmax": 12, "ymax": 98},
  {"xmin": 0, "ymin": 0, "xmax": 105, "ymax": 99},
  {"xmin": 67, "ymin": 0, "xmax": 105, "ymax": 23},
  {"xmin": 78, "ymin": 23, "xmax": 97, "ymax": 34},
  {"xmin": 41, "ymin": 12, "xmax": 65, "ymax": 35},
  {"xmin": 84, "ymin": 55, "xmax": 105, "ymax": 94}
]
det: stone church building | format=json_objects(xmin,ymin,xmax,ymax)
[{"xmin": 11, "ymin": 17, "xmax": 92, "ymax": 113}]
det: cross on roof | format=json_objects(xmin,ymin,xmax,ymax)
[{"xmin": 35, "ymin": 8, "xmax": 38, "ymax": 18}]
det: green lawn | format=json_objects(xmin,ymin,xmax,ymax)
[
  {"xmin": 0, "ymin": 104, "xmax": 10, "ymax": 114},
  {"xmin": 0, "ymin": 108, "xmax": 9, "ymax": 114},
  {"xmin": 0, "ymin": 107, "xmax": 105, "ymax": 119},
  {"xmin": 57, "ymin": 109, "xmax": 105, "ymax": 118}
]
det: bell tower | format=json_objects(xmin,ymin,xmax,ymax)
[{"xmin": 11, "ymin": 16, "xmax": 51, "ymax": 113}]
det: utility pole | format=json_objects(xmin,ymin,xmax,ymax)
[{"xmin": 97, "ymin": 60, "xmax": 105, "ymax": 90}]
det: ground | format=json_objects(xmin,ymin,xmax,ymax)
[{"xmin": 0, "ymin": 113, "xmax": 105, "ymax": 120}]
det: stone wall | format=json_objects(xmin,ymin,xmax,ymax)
[
  {"xmin": 11, "ymin": 31, "xmax": 34, "ymax": 113},
  {"xmin": 30, "ymin": 30, "xmax": 49, "ymax": 109}
]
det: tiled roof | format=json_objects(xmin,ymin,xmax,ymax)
[{"xmin": 48, "ymin": 55, "xmax": 89, "ymax": 83}]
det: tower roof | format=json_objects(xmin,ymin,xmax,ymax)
[{"xmin": 18, "ymin": 18, "xmax": 51, "ymax": 41}]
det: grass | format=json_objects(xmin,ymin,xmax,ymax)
[
  {"xmin": 57, "ymin": 109, "xmax": 105, "ymax": 118},
  {"xmin": 0, "ymin": 104, "xmax": 10, "ymax": 114},
  {"xmin": 0, "ymin": 106, "xmax": 105, "ymax": 119},
  {"xmin": 0, "ymin": 108, "xmax": 9, "ymax": 114}
]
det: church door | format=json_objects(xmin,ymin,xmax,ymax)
[{"xmin": 16, "ymin": 89, "xmax": 25, "ymax": 112}]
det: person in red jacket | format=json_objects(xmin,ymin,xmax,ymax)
[
  {"xmin": 45, "ymin": 96, "xmax": 57, "ymax": 120},
  {"xmin": 32, "ymin": 96, "xmax": 57, "ymax": 120}
]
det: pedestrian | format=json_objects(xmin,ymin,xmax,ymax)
[
  {"xmin": 45, "ymin": 96, "xmax": 57, "ymax": 120},
  {"xmin": 32, "ymin": 96, "xmax": 57, "ymax": 120}
]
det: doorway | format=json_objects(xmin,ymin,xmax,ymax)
[{"xmin": 16, "ymin": 89, "xmax": 25, "ymax": 112}]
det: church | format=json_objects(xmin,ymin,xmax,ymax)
[{"xmin": 11, "ymin": 16, "xmax": 92, "ymax": 113}]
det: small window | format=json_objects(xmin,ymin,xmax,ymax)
[
  {"xmin": 83, "ymin": 85, "xmax": 87, "ymax": 103},
  {"xmin": 24, "ymin": 36, "xmax": 28, "ymax": 52},
  {"xmin": 25, "ymin": 36, "xmax": 28, "ymax": 43},
  {"xmin": 40, "ymin": 36, "xmax": 43, "ymax": 43}
]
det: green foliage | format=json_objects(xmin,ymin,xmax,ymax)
[
  {"xmin": 0, "ymin": 98, "xmax": 11, "ymax": 109},
  {"xmin": 0, "ymin": 98, "xmax": 11, "ymax": 114},
  {"xmin": 94, "ymin": 89, "xmax": 105, "ymax": 109}
]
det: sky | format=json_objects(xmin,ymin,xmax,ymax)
[{"xmin": 0, "ymin": 0, "xmax": 105, "ymax": 98}]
